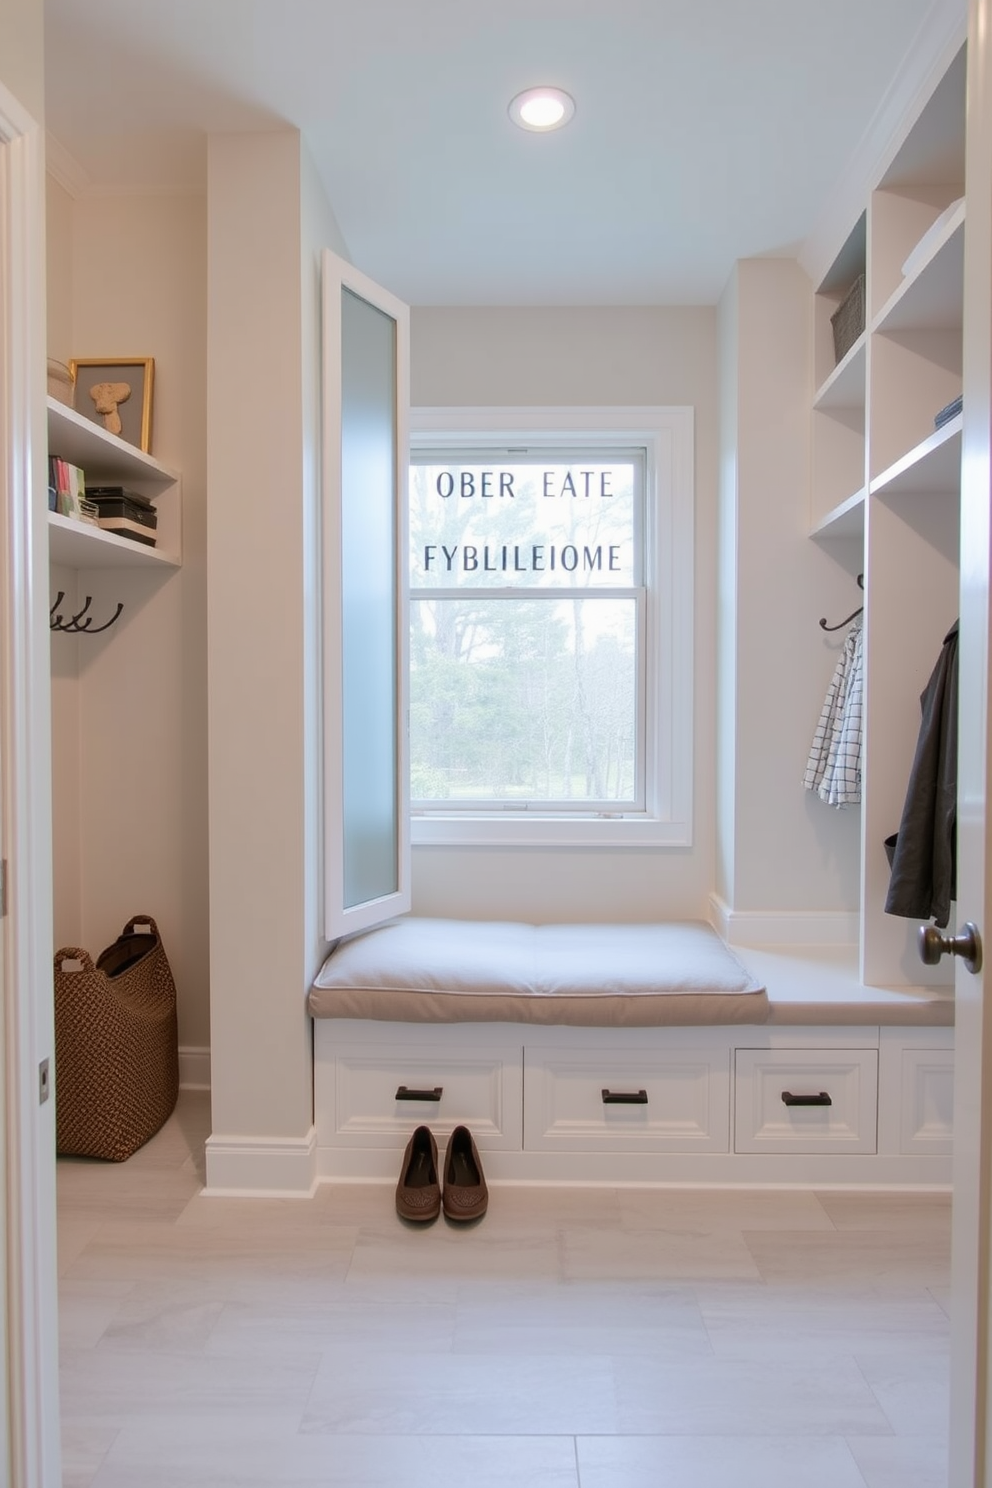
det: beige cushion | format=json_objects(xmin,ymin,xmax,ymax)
[{"xmin": 309, "ymin": 917, "xmax": 768, "ymax": 1027}]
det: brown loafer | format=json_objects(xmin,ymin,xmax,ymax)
[
  {"xmin": 395, "ymin": 1125, "xmax": 441, "ymax": 1223},
  {"xmin": 442, "ymin": 1125, "xmax": 488, "ymax": 1222}
]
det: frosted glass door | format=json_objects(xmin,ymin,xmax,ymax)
[{"xmin": 323, "ymin": 251, "xmax": 410, "ymax": 938}]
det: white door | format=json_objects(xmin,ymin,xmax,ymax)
[
  {"xmin": 949, "ymin": 2, "xmax": 992, "ymax": 1480},
  {"xmin": 321, "ymin": 250, "xmax": 411, "ymax": 939},
  {"xmin": 0, "ymin": 85, "xmax": 62, "ymax": 1488}
]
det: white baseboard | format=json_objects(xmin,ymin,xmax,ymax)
[
  {"xmin": 179, "ymin": 1045, "xmax": 211, "ymax": 1090},
  {"xmin": 203, "ymin": 1127, "xmax": 318, "ymax": 1197},
  {"xmin": 709, "ymin": 895, "xmax": 859, "ymax": 949}
]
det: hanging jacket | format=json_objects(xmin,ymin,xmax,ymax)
[{"xmin": 884, "ymin": 621, "xmax": 958, "ymax": 928}]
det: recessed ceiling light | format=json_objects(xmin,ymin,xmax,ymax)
[{"xmin": 508, "ymin": 87, "xmax": 575, "ymax": 132}]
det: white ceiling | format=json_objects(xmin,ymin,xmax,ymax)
[{"xmin": 43, "ymin": 0, "xmax": 955, "ymax": 306}]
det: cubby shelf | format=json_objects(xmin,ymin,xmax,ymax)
[
  {"xmin": 873, "ymin": 200, "xmax": 965, "ymax": 335},
  {"xmin": 47, "ymin": 397, "xmax": 181, "ymax": 568},
  {"xmin": 810, "ymin": 487, "xmax": 866, "ymax": 539},
  {"xmin": 813, "ymin": 336, "xmax": 866, "ymax": 411},
  {"xmin": 870, "ymin": 416, "xmax": 963, "ymax": 498}
]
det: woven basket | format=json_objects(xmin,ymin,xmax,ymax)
[
  {"xmin": 54, "ymin": 915, "xmax": 179, "ymax": 1161},
  {"xmin": 830, "ymin": 274, "xmax": 866, "ymax": 364}
]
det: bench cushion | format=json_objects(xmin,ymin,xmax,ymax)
[{"xmin": 309, "ymin": 917, "xmax": 769, "ymax": 1027}]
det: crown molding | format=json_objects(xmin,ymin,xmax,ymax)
[
  {"xmin": 44, "ymin": 133, "xmax": 90, "ymax": 198},
  {"xmin": 800, "ymin": 0, "xmax": 967, "ymax": 290}
]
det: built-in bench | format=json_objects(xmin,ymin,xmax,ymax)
[
  {"xmin": 309, "ymin": 918, "xmax": 954, "ymax": 1188},
  {"xmin": 309, "ymin": 917, "xmax": 769, "ymax": 1026}
]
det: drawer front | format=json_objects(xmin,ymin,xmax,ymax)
[
  {"xmin": 523, "ymin": 1046, "xmax": 730, "ymax": 1153},
  {"xmin": 899, "ymin": 1047, "xmax": 954, "ymax": 1155},
  {"xmin": 330, "ymin": 1043, "xmax": 523, "ymax": 1149},
  {"xmin": 734, "ymin": 1048, "xmax": 878, "ymax": 1154}
]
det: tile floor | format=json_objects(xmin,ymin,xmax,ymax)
[{"xmin": 57, "ymin": 1092, "xmax": 952, "ymax": 1487}]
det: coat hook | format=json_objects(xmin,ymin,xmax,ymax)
[
  {"xmin": 78, "ymin": 602, "xmax": 124, "ymax": 634},
  {"xmin": 49, "ymin": 595, "xmax": 124, "ymax": 634},
  {"xmin": 68, "ymin": 596, "xmax": 94, "ymax": 630},
  {"xmin": 819, "ymin": 573, "xmax": 864, "ymax": 633}
]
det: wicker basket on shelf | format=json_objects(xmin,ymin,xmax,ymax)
[
  {"xmin": 830, "ymin": 274, "xmax": 866, "ymax": 364},
  {"xmin": 54, "ymin": 915, "xmax": 179, "ymax": 1162}
]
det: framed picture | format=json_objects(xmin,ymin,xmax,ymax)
[{"xmin": 69, "ymin": 357, "xmax": 155, "ymax": 453}]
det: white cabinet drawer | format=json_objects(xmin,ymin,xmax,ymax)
[
  {"xmin": 734, "ymin": 1048, "xmax": 878, "ymax": 1154},
  {"xmin": 898, "ymin": 1046, "xmax": 954, "ymax": 1155},
  {"xmin": 523, "ymin": 1045, "xmax": 730, "ymax": 1153},
  {"xmin": 327, "ymin": 1041, "xmax": 523, "ymax": 1150}
]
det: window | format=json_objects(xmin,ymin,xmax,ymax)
[{"xmin": 409, "ymin": 408, "xmax": 694, "ymax": 847}]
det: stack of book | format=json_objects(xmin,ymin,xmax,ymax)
[
  {"xmin": 84, "ymin": 486, "xmax": 158, "ymax": 547},
  {"xmin": 48, "ymin": 457, "xmax": 91, "ymax": 520}
]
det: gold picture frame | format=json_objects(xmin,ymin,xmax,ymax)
[{"xmin": 69, "ymin": 357, "xmax": 155, "ymax": 454}]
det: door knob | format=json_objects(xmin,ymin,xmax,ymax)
[{"xmin": 918, "ymin": 921, "xmax": 983, "ymax": 975}]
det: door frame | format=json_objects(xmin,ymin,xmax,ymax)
[{"xmin": 0, "ymin": 82, "xmax": 62, "ymax": 1487}]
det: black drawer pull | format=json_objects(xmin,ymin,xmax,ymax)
[
  {"xmin": 602, "ymin": 1088, "xmax": 649, "ymax": 1105},
  {"xmin": 781, "ymin": 1090, "xmax": 832, "ymax": 1107},
  {"xmin": 395, "ymin": 1085, "xmax": 443, "ymax": 1102}
]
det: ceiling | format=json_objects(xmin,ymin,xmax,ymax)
[{"xmin": 43, "ymin": 0, "xmax": 953, "ymax": 307}]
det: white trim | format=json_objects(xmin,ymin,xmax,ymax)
[
  {"xmin": 203, "ymin": 1127, "xmax": 318, "ymax": 1197},
  {"xmin": 0, "ymin": 84, "xmax": 63, "ymax": 1488},
  {"xmin": 315, "ymin": 1145, "xmax": 950, "ymax": 1189},
  {"xmin": 178, "ymin": 1045, "xmax": 211, "ymax": 1091},
  {"xmin": 409, "ymin": 406, "xmax": 694, "ymax": 848},
  {"xmin": 709, "ymin": 894, "xmax": 860, "ymax": 949},
  {"xmin": 800, "ymin": 0, "xmax": 967, "ymax": 290}
]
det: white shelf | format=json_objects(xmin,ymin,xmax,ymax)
[
  {"xmin": 47, "ymin": 396, "xmax": 181, "ymax": 568},
  {"xmin": 48, "ymin": 512, "xmax": 179, "ymax": 570},
  {"xmin": 46, "ymin": 398, "xmax": 176, "ymax": 488},
  {"xmin": 873, "ymin": 201, "xmax": 965, "ymax": 334},
  {"xmin": 810, "ymin": 486, "xmax": 866, "ymax": 539},
  {"xmin": 870, "ymin": 416, "xmax": 962, "ymax": 497},
  {"xmin": 813, "ymin": 336, "xmax": 866, "ymax": 411}
]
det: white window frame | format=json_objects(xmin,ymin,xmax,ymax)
[{"xmin": 409, "ymin": 406, "xmax": 693, "ymax": 848}]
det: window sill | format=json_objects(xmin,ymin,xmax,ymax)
[{"xmin": 411, "ymin": 814, "xmax": 692, "ymax": 848}]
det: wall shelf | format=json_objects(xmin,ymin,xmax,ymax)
[
  {"xmin": 47, "ymin": 397, "xmax": 181, "ymax": 567},
  {"xmin": 48, "ymin": 512, "xmax": 180, "ymax": 570}
]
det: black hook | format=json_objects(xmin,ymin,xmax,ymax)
[
  {"xmin": 49, "ymin": 595, "xmax": 124, "ymax": 634},
  {"xmin": 68, "ymin": 595, "xmax": 94, "ymax": 630},
  {"xmin": 78, "ymin": 602, "xmax": 124, "ymax": 634},
  {"xmin": 819, "ymin": 574, "xmax": 864, "ymax": 633}
]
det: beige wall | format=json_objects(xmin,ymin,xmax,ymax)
[
  {"xmin": 45, "ymin": 174, "xmax": 73, "ymax": 365},
  {"xmin": 409, "ymin": 305, "xmax": 720, "ymax": 922},
  {"xmin": 717, "ymin": 258, "xmax": 861, "ymax": 916},
  {"xmin": 0, "ymin": 0, "xmax": 43, "ymax": 120},
  {"xmin": 206, "ymin": 131, "xmax": 315, "ymax": 1143}
]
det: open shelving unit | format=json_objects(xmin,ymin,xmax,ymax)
[
  {"xmin": 810, "ymin": 40, "xmax": 966, "ymax": 991},
  {"xmin": 47, "ymin": 397, "xmax": 181, "ymax": 570}
]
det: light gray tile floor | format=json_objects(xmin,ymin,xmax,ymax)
[{"xmin": 58, "ymin": 1091, "xmax": 952, "ymax": 1487}]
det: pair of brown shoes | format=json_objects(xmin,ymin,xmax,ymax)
[{"xmin": 395, "ymin": 1124, "xmax": 488, "ymax": 1224}]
